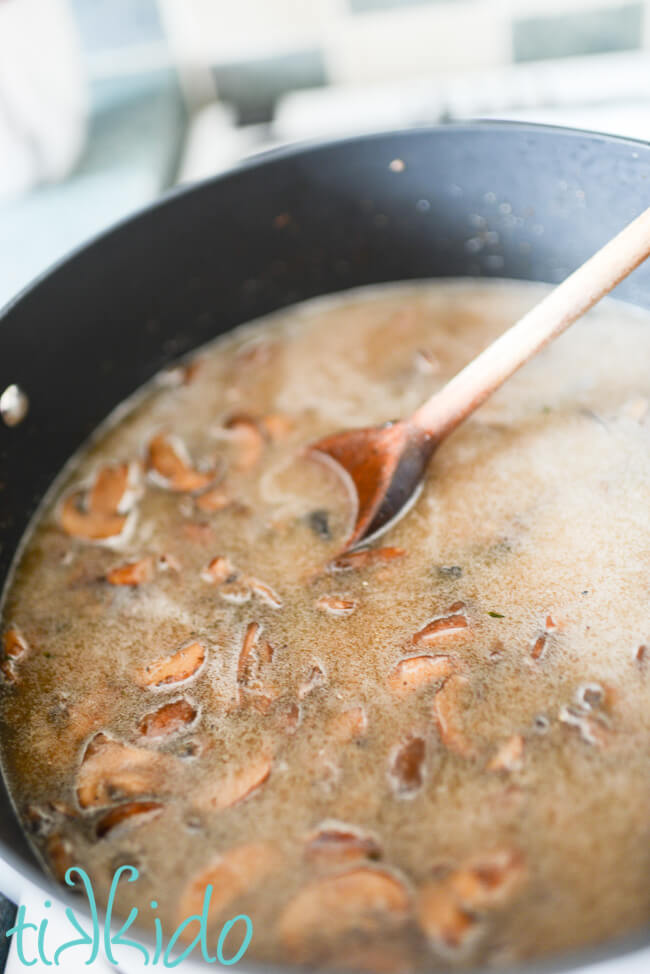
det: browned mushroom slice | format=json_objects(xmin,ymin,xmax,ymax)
[
  {"xmin": 236, "ymin": 623, "xmax": 277, "ymax": 709},
  {"xmin": 447, "ymin": 849, "xmax": 526, "ymax": 910},
  {"xmin": 46, "ymin": 834, "xmax": 75, "ymax": 883},
  {"xmin": 305, "ymin": 822, "xmax": 382, "ymax": 867},
  {"xmin": 195, "ymin": 487, "xmax": 231, "ymax": 513},
  {"xmin": 196, "ymin": 749, "xmax": 273, "ymax": 811},
  {"xmin": 135, "ymin": 641, "xmax": 206, "ymax": 688},
  {"xmin": 416, "ymin": 882, "xmax": 481, "ymax": 955},
  {"xmin": 139, "ymin": 699, "xmax": 198, "ymax": 739},
  {"xmin": 96, "ymin": 801, "xmax": 164, "ymax": 838},
  {"xmin": 327, "ymin": 707, "xmax": 368, "ymax": 743},
  {"xmin": 329, "ymin": 547, "xmax": 407, "ymax": 573},
  {"xmin": 237, "ymin": 622, "xmax": 262, "ymax": 682},
  {"xmin": 60, "ymin": 462, "xmax": 138, "ymax": 542},
  {"xmin": 247, "ymin": 577, "xmax": 283, "ymax": 609},
  {"xmin": 299, "ymin": 663, "xmax": 326, "ymax": 700},
  {"xmin": 146, "ymin": 433, "xmax": 214, "ymax": 493},
  {"xmin": 432, "ymin": 675, "xmax": 474, "ymax": 757},
  {"xmin": 201, "ymin": 555, "xmax": 236, "ymax": 584},
  {"xmin": 76, "ymin": 734, "xmax": 174, "ymax": 809},
  {"xmin": 316, "ymin": 595, "xmax": 358, "ymax": 617},
  {"xmin": 487, "ymin": 735, "xmax": 524, "ymax": 773},
  {"xmin": 61, "ymin": 492, "xmax": 128, "ymax": 542},
  {"xmin": 413, "ymin": 608, "xmax": 469, "ymax": 644},
  {"xmin": 279, "ymin": 867, "xmax": 410, "ymax": 959},
  {"xmin": 531, "ymin": 633, "xmax": 547, "ymax": 660},
  {"xmin": 3, "ymin": 628, "xmax": 28, "ymax": 660},
  {"xmin": 88, "ymin": 462, "xmax": 135, "ymax": 515},
  {"xmin": 387, "ymin": 655, "xmax": 455, "ymax": 698},
  {"xmin": 179, "ymin": 842, "xmax": 279, "ymax": 927},
  {"xmin": 388, "ymin": 736, "xmax": 426, "ymax": 798},
  {"xmin": 224, "ymin": 415, "xmax": 265, "ymax": 471},
  {"xmin": 1, "ymin": 628, "xmax": 29, "ymax": 683},
  {"xmin": 106, "ymin": 557, "xmax": 153, "ymax": 587}
]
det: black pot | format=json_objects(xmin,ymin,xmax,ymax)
[{"xmin": 1, "ymin": 122, "xmax": 649, "ymax": 972}]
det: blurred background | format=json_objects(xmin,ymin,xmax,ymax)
[{"xmin": 1, "ymin": 0, "xmax": 650, "ymax": 309}]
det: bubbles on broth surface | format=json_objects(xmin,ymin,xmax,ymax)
[{"xmin": 1, "ymin": 279, "xmax": 650, "ymax": 969}]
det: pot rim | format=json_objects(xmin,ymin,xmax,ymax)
[{"xmin": 1, "ymin": 119, "xmax": 649, "ymax": 973}]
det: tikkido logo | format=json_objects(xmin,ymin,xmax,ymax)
[{"xmin": 6, "ymin": 866, "xmax": 253, "ymax": 968}]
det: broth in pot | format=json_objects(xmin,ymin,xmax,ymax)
[{"xmin": 1, "ymin": 279, "xmax": 649, "ymax": 970}]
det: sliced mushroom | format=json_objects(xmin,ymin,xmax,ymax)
[
  {"xmin": 413, "ymin": 608, "xmax": 469, "ymax": 644},
  {"xmin": 201, "ymin": 558, "xmax": 281, "ymax": 609},
  {"xmin": 76, "ymin": 734, "xmax": 175, "ymax": 809},
  {"xmin": 179, "ymin": 842, "xmax": 279, "ymax": 928},
  {"xmin": 96, "ymin": 801, "xmax": 164, "ymax": 838},
  {"xmin": 139, "ymin": 699, "xmax": 198, "ymax": 739},
  {"xmin": 196, "ymin": 749, "xmax": 273, "ymax": 811},
  {"xmin": 387, "ymin": 655, "xmax": 455, "ymax": 698},
  {"xmin": 235, "ymin": 622, "xmax": 278, "ymax": 711},
  {"xmin": 3, "ymin": 628, "xmax": 28, "ymax": 660},
  {"xmin": 247, "ymin": 578, "xmax": 283, "ymax": 609},
  {"xmin": 1, "ymin": 628, "xmax": 29, "ymax": 683},
  {"xmin": 60, "ymin": 462, "xmax": 138, "ymax": 542},
  {"xmin": 46, "ymin": 834, "xmax": 75, "ymax": 883},
  {"xmin": 106, "ymin": 557, "xmax": 153, "ymax": 587},
  {"xmin": 432, "ymin": 675, "xmax": 474, "ymax": 757},
  {"xmin": 487, "ymin": 735, "xmax": 524, "ymax": 773},
  {"xmin": 305, "ymin": 822, "xmax": 382, "ymax": 867},
  {"xmin": 224, "ymin": 415, "xmax": 265, "ymax": 471},
  {"xmin": 447, "ymin": 849, "xmax": 526, "ymax": 910},
  {"xmin": 135, "ymin": 641, "xmax": 206, "ymax": 688},
  {"xmin": 531, "ymin": 633, "xmax": 547, "ymax": 660},
  {"xmin": 387, "ymin": 735, "xmax": 426, "ymax": 798},
  {"xmin": 329, "ymin": 548, "xmax": 406, "ymax": 573},
  {"xmin": 201, "ymin": 556, "xmax": 235, "ymax": 585},
  {"xmin": 89, "ymin": 462, "xmax": 138, "ymax": 515},
  {"xmin": 279, "ymin": 867, "xmax": 410, "ymax": 959},
  {"xmin": 146, "ymin": 433, "xmax": 214, "ymax": 493},
  {"xmin": 316, "ymin": 595, "xmax": 358, "ymax": 617},
  {"xmin": 416, "ymin": 882, "xmax": 481, "ymax": 956}
]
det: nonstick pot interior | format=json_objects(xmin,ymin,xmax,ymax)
[{"xmin": 1, "ymin": 122, "xmax": 649, "ymax": 970}]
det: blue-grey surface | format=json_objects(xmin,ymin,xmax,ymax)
[
  {"xmin": 0, "ymin": 71, "xmax": 185, "ymax": 311},
  {"xmin": 213, "ymin": 49, "xmax": 327, "ymax": 125},
  {"xmin": 513, "ymin": 3, "xmax": 643, "ymax": 61},
  {"xmin": 0, "ymin": 893, "xmax": 16, "ymax": 971},
  {"xmin": 69, "ymin": 0, "xmax": 165, "ymax": 52}
]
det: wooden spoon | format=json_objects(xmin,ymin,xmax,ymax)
[{"xmin": 310, "ymin": 206, "xmax": 650, "ymax": 551}]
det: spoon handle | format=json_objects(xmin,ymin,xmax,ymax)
[{"xmin": 412, "ymin": 205, "xmax": 650, "ymax": 440}]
